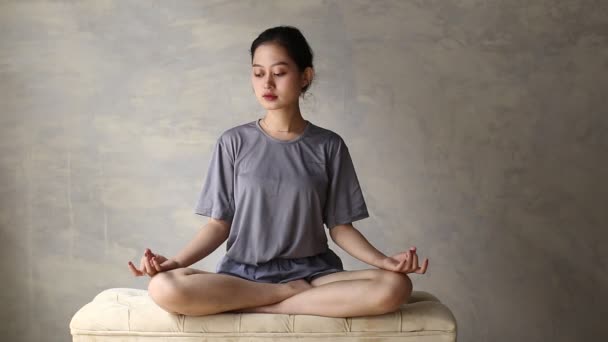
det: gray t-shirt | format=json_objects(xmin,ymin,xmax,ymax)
[{"xmin": 195, "ymin": 119, "xmax": 369, "ymax": 266}]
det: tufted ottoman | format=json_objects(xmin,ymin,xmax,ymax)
[{"xmin": 70, "ymin": 288, "xmax": 457, "ymax": 341}]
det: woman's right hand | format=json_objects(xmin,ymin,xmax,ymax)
[{"xmin": 128, "ymin": 248, "xmax": 180, "ymax": 277}]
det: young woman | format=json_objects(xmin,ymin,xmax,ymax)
[{"xmin": 128, "ymin": 25, "xmax": 429, "ymax": 318}]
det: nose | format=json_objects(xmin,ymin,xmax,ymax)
[{"xmin": 263, "ymin": 74, "xmax": 274, "ymax": 88}]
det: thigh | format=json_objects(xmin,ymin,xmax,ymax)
[
  {"xmin": 149, "ymin": 267, "xmax": 293, "ymax": 315},
  {"xmin": 167, "ymin": 267, "xmax": 213, "ymax": 276},
  {"xmin": 150, "ymin": 267, "xmax": 215, "ymax": 291},
  {"xmin": 309, "ymin": 268, "xmax": 387, "ymax": 287},
  {"xmin": 150, "ymin": 267, "xmax": 280, "ymax": 300}
]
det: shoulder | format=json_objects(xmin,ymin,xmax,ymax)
[
  {"xmin": 216, "ymin": 120, "xmax": 257, "ymax": 146},
  {"xmin": 307, "ymin": 123, "xmax": 349, "ymax": 155},
  {"xmin": 209, "ymin": 120, "xmax": 257, "ymax": 161}
]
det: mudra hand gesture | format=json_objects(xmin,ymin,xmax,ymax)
[
  {"xmin": 380, "ymin": 246, "xmax": 429, "ymax": 275},
  {"xmin": 128, "ymin": 248, "xmax": 180, "ymax": 277}
]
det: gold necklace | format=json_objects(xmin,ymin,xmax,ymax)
[{"xmin": 261, "ymin": 117, "xmax": 303, "ymax": 133}]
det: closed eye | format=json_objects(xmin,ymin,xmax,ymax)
[{"xmin": 254, "ymin": 73, "xmax": 285, "ymax": 77}]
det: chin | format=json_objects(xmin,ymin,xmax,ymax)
[{"xmin": 260, "ymin": 101, "xmax": 283, "ymax": 109}]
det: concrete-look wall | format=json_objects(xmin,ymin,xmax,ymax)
[{"xmin": 1, "ymin": 1, "xmax": 606, "ymax": 341}]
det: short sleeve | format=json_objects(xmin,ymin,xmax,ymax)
[
  {"xmin": 194, "ymin": 138, "xmax": 235, "ymax": 222},
  {"xmin": 323, "ymin": 138, "xmax": 370, "ymax": 229}
]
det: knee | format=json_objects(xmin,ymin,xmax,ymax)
[
  {"xmin": 375, "ymin": 271, "xmax": 413, "ymax": 313},
  {"xmin": 148, "ymin": 270, "xmax": 188, "ymax": 314}
]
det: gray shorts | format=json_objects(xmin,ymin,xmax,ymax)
[{"xmin": 216, "ymin": 248, "xmax": 345, "ymax": 284}]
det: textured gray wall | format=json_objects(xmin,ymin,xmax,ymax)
[{"xmin": 1, "ymin": 1, "xmax": 606, "ymax": 341}]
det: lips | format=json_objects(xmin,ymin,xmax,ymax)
[{"xmin": 263, "ymin": 94, "xmax": 277, "ymax": 100}]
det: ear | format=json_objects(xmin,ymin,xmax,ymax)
[{"xmin": 302, "ymin": 66, "xmax": 314, "ymax": 87}]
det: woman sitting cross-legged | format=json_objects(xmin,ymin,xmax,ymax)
[{"xmin": 128, "ymin": 25, "xmax": 429, "ymax": 318}]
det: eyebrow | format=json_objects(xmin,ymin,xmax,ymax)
[{"xmin": 252, "ymin": 61, "xmax": 289, "ymax": 68}]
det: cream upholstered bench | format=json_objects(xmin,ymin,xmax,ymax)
[{"xmin": 70, "ymin": 288, "xmax": 457, "ymax": 341}]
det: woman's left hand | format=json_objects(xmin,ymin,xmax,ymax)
[{"xmin": 379, "ymin": 247, "xmax": 429, "ymax": 275}]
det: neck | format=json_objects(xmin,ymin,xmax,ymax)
[{"xmin": 262, "ymin": 108, "xmax": 306, "ymax": 133}]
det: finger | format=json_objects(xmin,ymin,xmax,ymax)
[
  {"xmin": 412, "ymin": 252, "xmax": 420, "ymax": 272},
  {"xmin": 395, "ymin": 256, "xmax": 407, "ymax": 272},
  {"xmin": 143, "ymin": 255, "xmax": 156, "ymax": 275},
  {"xmin": 141, "ymin": 256, "xmax": 154, "ymax": 275},
  {"xmin": 128, "ymin": 261, "xmax": 143, "ymax": 276},
  {"xmin": 396, "ymin": 252, "xmax": 409, "ymax": 273},
  {"xmin": 146, "ymin": 251, "xmax": 154, "ymax": 263},
  {"xmin": 128, "ymin": 261, "xmax": 142, "ymax": 276},
  {"xmin": 147, "ymin": 250, "xmax": 160, "ymax": 267},
  {"xmin": 140, "ymin": 257, "xmax": 147, "ymax": 274},
  {"xmin": 152, "ymin": 257, "xmax": 162, "ymax": 272},
  {"xmin": 405, "ymin": 250, "xmax": 414, "ymax": 272},
  {"xmin": 417, "ymin": 258, "xmax": 429, "ymax": 274}
]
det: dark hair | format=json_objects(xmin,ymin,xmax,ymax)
[{"xmin": 250, "ymin": 25, "xmax": 314, "ymax": 95}]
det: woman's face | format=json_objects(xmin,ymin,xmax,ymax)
[{"xmin": 251, "ymin": 43, "xmax": 308, "ymax": 110}]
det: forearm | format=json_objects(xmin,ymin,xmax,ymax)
[
  {"xmin": 171, "ymin": 220, "xmax": 230, "ymax": 268},
  {"xmin": 330, "ymin": 224, "xmax": 387, "ymax": 268}
]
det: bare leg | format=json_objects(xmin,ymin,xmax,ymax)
[
  {"xmin": 147, "ymin": 267, "xmax": 312, "ymax": 316},
  {"xmin": 236, "ymin": 269, "xmax": 412, "ymax": 317}
]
